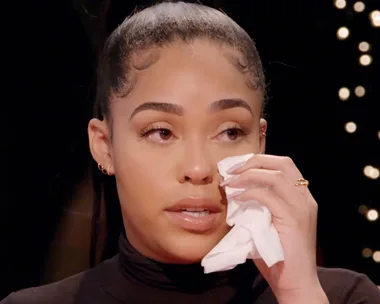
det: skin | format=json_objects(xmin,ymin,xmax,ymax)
[{"xmin": 88, "ymin": 39, "xmax": 328, "ymax": 303}]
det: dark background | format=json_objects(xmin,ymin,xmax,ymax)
[{"xmin": 3, "ymin": 0, "xmax": 380, "ymax": 299}]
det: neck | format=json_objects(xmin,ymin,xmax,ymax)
[{"xmin": 117, "ymin": 231, "xmax": 259, "ymax": 292}]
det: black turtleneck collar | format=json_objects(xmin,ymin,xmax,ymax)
[{"xmin": 117, "ymin": 231, "xmax": 259, "ymax": 293}]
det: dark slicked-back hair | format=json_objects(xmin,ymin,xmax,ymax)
[{"xmin": 94, "ymin": 1, "xmax": 266, "ymax": 121}]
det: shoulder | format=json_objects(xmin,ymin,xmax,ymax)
[
  {"xmin": 317, "ymin": 267, "xmax": 380, "ymax": 303},
  {"xmin": 1, "ymin": 271, "xmax": 85, "ymax": 304},
  {"xmin": 1, "ymin": 256, "xmax": 119, "ymax": 304}
]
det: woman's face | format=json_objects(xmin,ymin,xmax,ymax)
[{"xmin": 89, "ymin": 39, "xmax": 266, "ymax": 264}]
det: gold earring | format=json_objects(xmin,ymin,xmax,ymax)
[{"xmin": 97, "ymin": 163, "xmax": 108, "ymax": 175}]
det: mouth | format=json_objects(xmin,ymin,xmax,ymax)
[
  {"xmin": 180, "ymin": 208, "xmax": 211, "ymax": 218},
  {"xmin": 165, "ymin": 198, "xmax": 222, "ymax": 232},
  {"xmin": 165, "ymin": 197, "xmax": 222, "ymax": 213}
]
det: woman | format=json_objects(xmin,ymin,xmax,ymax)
[{"xmin": 3, "ymin": 1, "xmax": 379, "ymax": 303}]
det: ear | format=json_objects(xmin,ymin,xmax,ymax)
[
  {"xmin": 88, "ymin": 118, "xmax": 114, "ymax": 175},
  {"xmin": 259, "ymin": 118, "xmax": 267, "ymax": 154}
]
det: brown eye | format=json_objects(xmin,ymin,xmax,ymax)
[
  {"xmin": 141, "ymin": 128, "xmax": 175, "ymax": 143},
  {"xmin": 225, "ymin": 128, "xmax": 240, "ymax": 141},
  {"xmin": 215, "ymin": 127, "xmax": 247, "ymax": 142},
  {"xmin": 157, "ymin": 129, "xmax": 172, "ymax": 140},
  {"xmin": 140, "ymin": 124, "xmax": 177, "ymax": 144}
]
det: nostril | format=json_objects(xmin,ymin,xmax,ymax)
[{"xmin": 183, "ymin": 175, "xmax": 213, "ymax": 184}]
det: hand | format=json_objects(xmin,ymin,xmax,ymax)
[{"xmin": 223, "ymin": 154, "xmax": 328, "ymax": 304}]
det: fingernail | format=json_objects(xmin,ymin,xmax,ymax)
[
  {"xmin": 220, "ymin": 175, "xmax": 240, "ymax": 187},
  {"xmin": 227, "ymin": 190, "xmax": 245, "ymax": 199},
  {"xmin": 227, "ymin": 161, "xmax": 246, "ymax": 174}
]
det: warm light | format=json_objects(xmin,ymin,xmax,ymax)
[
  {"xmin": 335, "ymin": 0, "xmax": 346, "ymax": 9},
  {"xmin": 354, "ymin": 2, "xmax": 365, "ymax": 13},
  {"xmin": 337, "ymin": 27, "xmax": 350, "ymax": 39},
  {"xmin": 354, "ymin": 86, "xmax": 366, "ymax": 97},
  {"xmin": 339, "ymin": 87, "xmax": 350, "ymax": 100},
  {"xmin": 370, "ymin": 10, "xmax": 380, "ymax": 27},
  {"xmin": 358, "ymin": 41, "xmax": 370, "ymax": 52},
  {"xmin": 359, "ymin": 54, "xmax": 372, "ymax": 66},
  {"xmin": 364, "ymin": 165, "xmax": 373, "ymax": 176},
  {"xmin": 345, "ymin": 122, "xmax": 357, "ymax": 133},
  {"xmin": 372, "ymin": 169, "xmax": 380, "ymax": 179},
  {"xmin": 364, "ymin": 165, "xmax": 380, "ymax": 179},
  {"xmin": 373, "ymin": 251, "xmax": 380, "ymax": 263},
  {"xmin": 362, "ymin": 248, "xmax": 373, "ymax": 258},
  {"xmin": 366, "ymin": 209, "xmax": 379, "ymax": 221}
]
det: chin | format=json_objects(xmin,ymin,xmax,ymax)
[{"xmin": 163, "ymin": 227, "xmax": 230, "ymax": 264}]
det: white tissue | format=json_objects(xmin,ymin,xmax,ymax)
[{"xmin": 201, "ymin": 153, "xmax": 284, "ymax": 274}]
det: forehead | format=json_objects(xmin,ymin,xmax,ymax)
[{"xmin": 113, "ymin": 39, "xmax": 261, "ymax": 113}]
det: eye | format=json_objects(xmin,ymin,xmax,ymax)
[
  {"xmin": 140, "ymin": 127, "xmax": 174, "ymax": 143},
  {"xmin": 215, "ymin": 127, "xmax": 247, "ymax": 142}
]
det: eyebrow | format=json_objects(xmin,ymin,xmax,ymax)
[{"xmin": 129, "ymin": 98, "xmax": 253, "ymax": 120}]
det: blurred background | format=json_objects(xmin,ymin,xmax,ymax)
[{"xmin": 2, "ymin": 0, "xmax": 380, "ymax": 299}]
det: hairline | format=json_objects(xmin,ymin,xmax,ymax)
[{"xmin": 105, "ymin": 38, "xmax": 264, "ymax": 121}]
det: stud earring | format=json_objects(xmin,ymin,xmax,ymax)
[{"xmin": 98, "ymin": 163, "xmax": 110, "ymax": 175}]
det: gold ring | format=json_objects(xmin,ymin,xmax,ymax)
[{"xmin": 295, "ymin": 178, "xmax": 309, "ymax": 187}]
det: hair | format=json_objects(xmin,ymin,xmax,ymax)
[{"xmin": 94, "ymin": 0, "xmax": 267, "ymax": 122}]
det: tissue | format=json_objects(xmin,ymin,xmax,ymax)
[{"xmin": 201, "ymin": 153, "xmax": 284, "ymax": 274}]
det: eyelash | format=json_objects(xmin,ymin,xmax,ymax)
[
  {"xmin": 139, "ymin": 124, "xmax": 174, "ymax": 138},
  {"xmin": 139, "ymin": 124, "xmax": 249, "ymax": 141},
  {"xmin": 218, "ymin": 126, "xmax": 249, "ymax": 140}
]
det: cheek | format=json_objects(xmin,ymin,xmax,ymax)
[
  {"xmin": 112, "ymin": 137, "xmax": 172, "ymax": 178},
  {"xmin": 111, "ymin": 134, "xmax": 174, "ymax": 215}
]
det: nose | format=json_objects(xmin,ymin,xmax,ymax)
[{"xmin": 178, "ymin": 144, "xmax": 214, "ymax": 185}]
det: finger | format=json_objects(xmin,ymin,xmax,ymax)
[
  {"xmin": 225, "ymin": 168, "xmax": 304, "ymax": 206},
  {"xmin": 228, "ymin": 154, "xmax": 302, "ymax": 182},
  {"xmin": 231, "ymin": 186, "xmax": 291, "ymax": 219}
]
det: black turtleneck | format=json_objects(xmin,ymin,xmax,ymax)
[{"xmin": 2, "ymin": 233, "xmax": 380, "ymax": 303}]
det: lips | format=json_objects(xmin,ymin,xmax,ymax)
[
  {"xmin": 165, "ymin": 198, "xmax": 222, "ymax": 213},
  {"xmin": 164, "ymin": 198, "xmax": 222, "ymax": 232}
]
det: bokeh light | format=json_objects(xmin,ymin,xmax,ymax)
[
  {"xmin": 345, "ymin": 122, "xmax": 357, "ymax": 133},
  {"xmin": 370, "ymin": 10, "xmax": 380, "ymax": 27},
  {"xmin": 354, "ymin": 2, "xmax": 365, "ymax": 13},
  {"xmin": 358, "ymin": 41, "xmax": 370, "ymax": 52},
  {"xmin": 339, "ymin": 87, "xmax": 350, "ymax": 100},
  {"xmin": 359, "ymin": 54, "xmax": 372, "ymax": 66},
  {"xmin": 364, "ymin": 165, "xmax": 380, "ymax": 180},
  {"xmin": 362, "ymin": 248, "xmax": 373, "ymax": 258},
  {"xmin": 337, "ymin": 27, "xmax": 350, "ymax": 40},
  {"xmin": 366, "ymin": 209, "xmax": 379, "ymax": 221},
  {"xmin": 354, "ymin": 86, "xmax": 366, "ymax": 97},
  {"xmin": 373, "ymin": 251, "xmax": 380, "ymax": 263},
  {"xmin": 335, "ymin": 0, "xmax": 346, "ymax": 9}
]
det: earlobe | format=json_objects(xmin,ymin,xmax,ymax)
[
  {"xmin": 259, "ymin": 118, "xmax": 267, "ymax": 154},
  {"xmin": 88, "ymin": 118, "xmax": 114, "ymax": 174}
]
